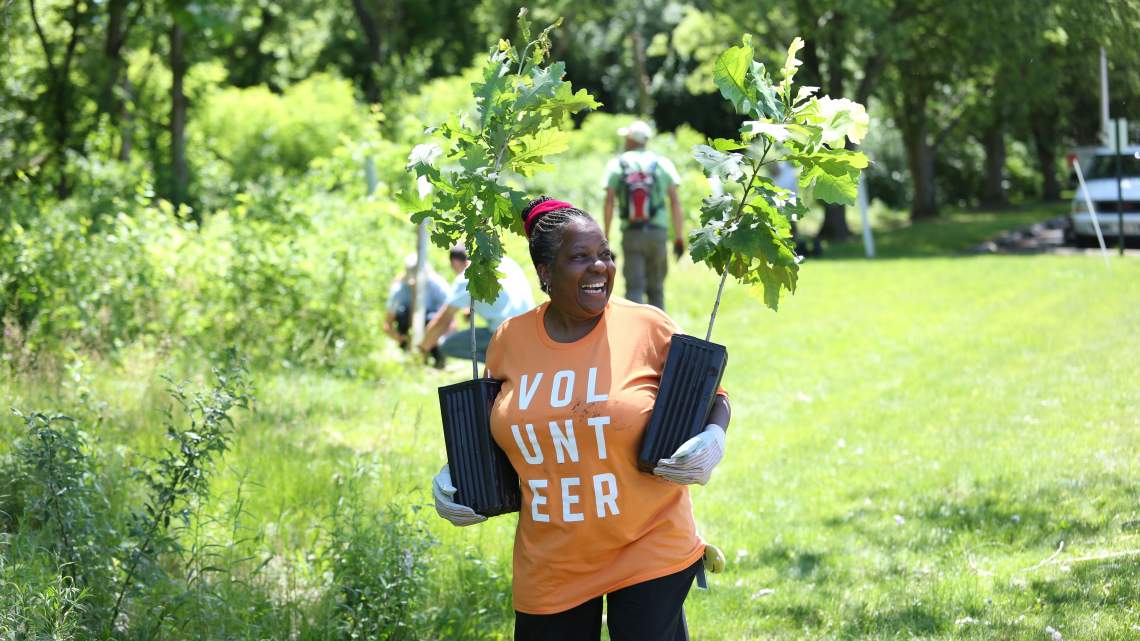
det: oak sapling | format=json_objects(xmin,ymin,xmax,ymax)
[
  {"xmin": 406, "ymin": 8, "xmax": 599, "ymax": 375},
  {"xmin": 407, "ymin": 10, "xmax": 599, "ymax": 517},
  {"xmin": 691, "ymin": 35, "xmax": 870, "ymax": 329},
  {"xmin": 637, "ymin": 36, "xmax": 871, "ymax": 472}
]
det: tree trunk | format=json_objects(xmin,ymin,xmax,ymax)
[
  {"xmin": 980, "ymin": 120, "xmax": 1007, "ymax": 207},
  {"xmin": 818, "ymin": 203, "xmax": 853, "ymax": 241},
  {"xmin": 170, "ymin": 16, "xmax": 189, "ymax": 216},
  {"xmin": 102, "ymin": 0, "xmax": 131, "ymax": 159},
  {"xmin": 900, "ymin": 97, "xmax": 938, "ymax": 220},
  {"xmin": 1031, "ymin": 114, "xmax": 1061, "ymax": 202},
  {"xmin": 29, "ymin": 0, "xmax": 84, "ymax": 197},
  {"xmin": 628, "ymin": 31, "xmax": 653, "ymax": 118},
  {"xmin": 816, "ymin": 14, "xmax": 852, "ymax": 242},
  {"xmin": 351, "ymin": 0, "xmax": 383, "ymax": 104},
  {"xmin": 117, "ymin": 76, "xmax": 133, "ymax": 161}
]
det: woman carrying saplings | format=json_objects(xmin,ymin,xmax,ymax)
[{"xmin": 431, "ymin": 197, "xmax": 732, "ymax": 641}]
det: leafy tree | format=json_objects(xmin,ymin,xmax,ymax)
[
  {"xmin": 690, "ymin": 36, "xmax": 869, "ymax": 324},
  {"xmin": 1022, "ymin": 0, "xmax": 1140, "ymax": 200},
  {"xmin": 696, "ymin": 1, "xmax": 883, "ymax": 238},
  {"xmin": 92, "ymin": 0, "xmax": 145, "ymax": 161},
  {"xmin": 322, "ymin": 0, "xmax": 492, "ymax": 107},
  {"xmin": 20, "ymin": 0, "xmax": 100, "ymax": 196}
]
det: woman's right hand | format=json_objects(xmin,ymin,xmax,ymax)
[{"xmin": 432, "ymin": 464, "xmax": 487, "ymax": 527}]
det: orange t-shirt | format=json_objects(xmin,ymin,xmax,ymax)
[{"xmin": 485, "ymin": 298, "xmax": 723, "ymax": 614}]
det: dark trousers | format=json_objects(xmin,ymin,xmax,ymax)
[
  {"xmin": 621, "ymin": 225, "xmax": 669, "ymax": 310},
  {"xmin": 514, "ymin": 559, "xmax": 700, "ymax": 641},
  {"xmin": 438, "ymin": 326, "xmax": 493, "ymax": 363},
  {"xmin": 394, "ymin": 306, "xmax": 443, "ymax": 365}
]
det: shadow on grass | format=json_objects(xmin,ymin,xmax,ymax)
[
  {"xmin": 824, "ymin": 475, "xmax": 1131, "ymax": 551},
  {"xmin": 843, "ymin": 603, "xmax": 948, "ymax": 638},
  {"xmin": 736, "ymin": 544, "xmax": 836, "ymax": 584},
  {"xmin": 1029, "ymin": 561, "xmax": 1140, "ymax": 609}
]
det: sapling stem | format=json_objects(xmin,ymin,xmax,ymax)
[
  {"xmin": 471, "ymin": 122, "xmax": 523, "ymax": 378},
  {"xmin": 704, "ymin": 140, "xmax": 772, "ymax": 341},
  {"xmin": 470, "ymin": 296, "xmax": 478, "ymax": 380},
  {"xmin": 705, "ymin": 267, "xmax": 731, "ymax": 342},
  {"xmin": 472, "ymin": 150, "xmax": 512, "ymax": 378}
]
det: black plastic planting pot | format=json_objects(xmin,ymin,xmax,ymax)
[
  {"xmin": 637, "ymin": 334, "xmax": 728, "ymax": 473},
  {"xmin": 438, "ymin": 378, "xmax": 520, "ymax": 517}
]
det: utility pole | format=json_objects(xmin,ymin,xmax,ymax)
[
  {"xmin": 1100, "ymin": 48, "xmax": 1110, "ymax": 147},
  {"xmin": 1115, "ymin": 119, "xmax": 1124, "ymax": 256},
  {"xmin": 410, "ymin": 220, "xmax": 429, "ymax": 349}
]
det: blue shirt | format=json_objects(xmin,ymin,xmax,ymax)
[
  {"xmin": 446, "ymin": 256, "xmax": 535, "ymax": 331},
  {"xmin": 386, "ymin": 270, "xmax": 451, "ymax": 317}
]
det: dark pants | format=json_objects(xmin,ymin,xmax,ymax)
[
  {"xmin": 394, "ymin": 306, "xmax": 443, "ymax": 365},
  {"xmin": 438, "ymin": 326, "xmax": 493, "ymax": 363},
  {"xmin": 621, "ymin": 225, "xmax": 669, "ymax": 310},
  {"xmin": 514, "ymin": 559, "xmax": 701, "ymax": 641}
]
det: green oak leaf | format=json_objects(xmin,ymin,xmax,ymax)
[
  {"xmin": 474, "ymin": 52, "xmax": 512, "ymax": 128},
  {"xmin": 747, "ymin": 60, "xmax": 784, "ymax": 120},
  {"xmin": 713, "ymin": 38, "xmax": 758, "ymax": 115},
  {"xmin": 754, "ymin": 263, "xmax": 786, "ymax": 310},
  {"xmin": 780, "ymin": 123, "xmax": 824, "ymax": 152},
  {"xmin": 513, "ymin": 62, "xmax": 565, "ymax": 112},
  {"xmin": 745, "ymin": 199, "xmax": 793, "ymax": 240},
  {"xmin": 801, "ymin": 164, "xmax": 858, "ymax": 205},
  {"xmin": 547, "ymin": 83, "xmax": 602, "ymax": 122},
  {"xmin": 699, "ymin": 193, "xmax": 736, "ymax": 224},
  {"xmin": 693, "ymin": 145, "xmax": 746, "ymax": 182},
  {"xmin": 711, "ymin": 138, "xmax": 746, "ymax": 151},
  {"xmin": 689, "ymin": 225, "xmax": 722, "ymax": 263},
  {"xmin": 510, "ymin": 129, "xmax": 570, "ymax": 176}
]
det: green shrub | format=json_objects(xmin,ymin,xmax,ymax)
[
  {"xmin": 423, "ymin": 548, "xmax": 513, "ymax": 640},
  {"xmin": 324, "ymin": 473, "xmax": 435, "ymax": 641},
  {"xmin": 0, "ymin": 190, "xmax": 161, "ymax": 362},
  {"xmin": 1, "ymin": 138, "xmax": 413, "ymax": 372},
  {"xmin": 196, "ymin": 74, "xmax": 371, "ymax": 185},
  {"xmin": 0, "ymin": 557, "xmax": 87, "ymax": 641}
]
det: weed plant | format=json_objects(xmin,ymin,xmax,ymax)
[{"xmin": 0, "ymin": 355, "xmax": 458, "ymax": 641}]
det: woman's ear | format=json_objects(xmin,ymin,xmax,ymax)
[{"xmin": 536, "ymin": 264, "xmax": 550, "ymax": 290}]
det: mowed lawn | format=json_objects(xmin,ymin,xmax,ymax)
[
  {"xmin": 4, "ymin": 222, "xmax": 1137, "ymax": 639},
  {"xmin": 674, "ymin": 253, "xmax": 1140, "ymax": 640}
]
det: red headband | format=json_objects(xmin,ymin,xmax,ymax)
[{"xmin": 524, "ymin": 199, "xmax": 573, "ymax": 238}]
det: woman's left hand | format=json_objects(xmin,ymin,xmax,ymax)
[{"xmin": 653, "ymin": 424, "xmax": 726, "ymax": 485}]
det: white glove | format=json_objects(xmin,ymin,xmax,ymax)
[
  {"xmin": 653, "ymin": 424, "xmax": 726, "ymax": 485},
  {"xmin": 432, "ymin": 464, "xmax": 487, "ymax": 526}
]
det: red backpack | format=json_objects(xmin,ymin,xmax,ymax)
[{"xmin": 618, "ymin": 156, "xmax": 659, "ymax": 224}]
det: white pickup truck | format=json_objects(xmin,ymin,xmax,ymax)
[{"xmin": 1069, "ymin": 147, "xmax": 1140, "ymax": 244}]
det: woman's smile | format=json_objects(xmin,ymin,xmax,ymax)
[{"xmin": 537, "ymin": 218, "xmax": 617, "ymax": 341}]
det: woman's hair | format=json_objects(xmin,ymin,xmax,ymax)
[{"xmin": 521, "ymin": 196, "xmax": 594, "ymax": 294}]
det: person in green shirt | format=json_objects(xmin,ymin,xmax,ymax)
[{"xmin": 602, "ymin": 120, "xmax": 686, "ymax": 311}]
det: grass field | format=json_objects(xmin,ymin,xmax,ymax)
[{"xmin": 3, "ymin": 208, "xmax": 1138, "ymax": 639}]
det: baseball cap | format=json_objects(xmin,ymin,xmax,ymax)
[
  {"xmin": 403, "ymin": 253, "xmax": 419, "ymax": 271},
  {"xmin": 618, "ymin": 120, "xmax": 653, "ymax": 143}
]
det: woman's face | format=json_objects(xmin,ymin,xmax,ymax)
[{"xmin": 541, "ymin": 218, "xmax": 616, "ymax": 320}]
